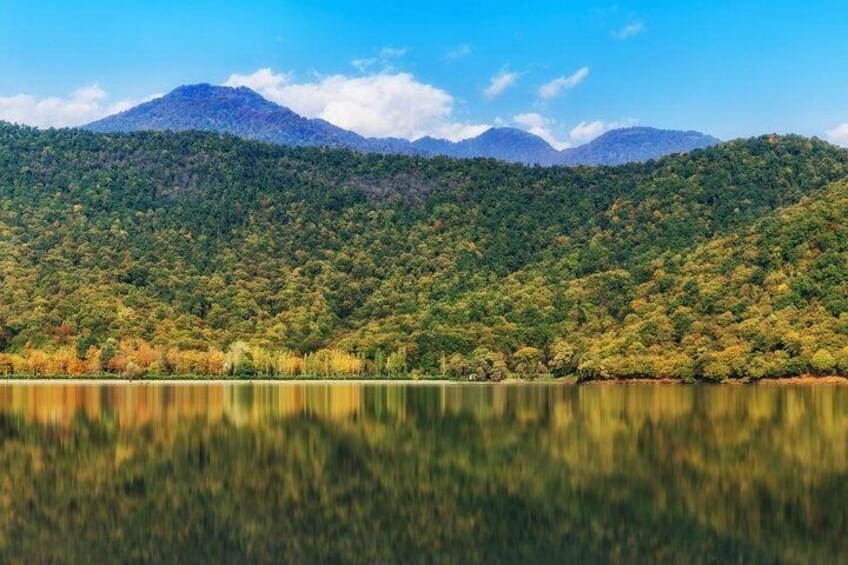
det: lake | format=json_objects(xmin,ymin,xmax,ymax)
[{"xmin": 0, "ymin": 381, "xmax": 845, "ymax": 563}]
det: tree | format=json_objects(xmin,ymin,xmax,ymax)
[
  {"xmin": 513, "ymin": 347, "xmax": 547, "ymax": 378},
  {"xmin": 227, "ymin": 341, "xmax": 256, "ymax": 377},
  {"xmin": 445, "ymin": 349, "xmax": 507, "ymax": 382},
  {"xmin": 811, "ymin": 348, "xmax": 836, "ymax": 375},
  {"xmin": 700, "ymin": 345, "xmax": 750, "ymax": 381},
  {"xmin": 548, "ymin": 339, "xmax": 577, "ymax": 377}
]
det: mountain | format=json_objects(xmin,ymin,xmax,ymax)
[
  {"xmin": 414, "ymin": 127, "xmax": 562, "ymax": 164},
  {"xmin": 559, "ymin": 127, "xmax": 721, "ymax": 166},
  {"xmin": 2, "ymin": 123, "xmax": 848, "ymax": 380},
  {"xmin": 84, "ymin": 84, "xmax": 718, "ymax": 166},
  {"xmin": 85, "ymin": 83, "xmax": 369, "ymax": 148}
]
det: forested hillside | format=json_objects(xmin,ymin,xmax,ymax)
[{"xmin": 1, "ymin": 123, "xmax": 847, "ymax": 379}]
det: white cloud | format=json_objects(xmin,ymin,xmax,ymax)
[
  {"xmin": 569, "ymin": 118, "xmax": 638, "ymax": 143},
  {"xmin": 484, "ymin": 71, "xmax": 519, "ymax": 100},
  {"xmin": 826, "ymin": 123, "xmax": 848, "ymax": 147},
  {"xmin": 225, "ymin": 68, "xmax": 290, "ymax": 92},
  {"xmin": 445, "ymin": 44, "xmax": 472, "ymax": 61},
  {"xmin": 225, "ymin": 68, "xmax": 489, "ymax": 141},
  {"xmin": 351, "ymin": 46, "xmax": 407, "ymax": 72},
  {"xmin": 0, "ymin": 84, "xmax": 158, "ymax": 128},
  {"xmin": 380, "ymin": 46, "xmax": 407, "ymax": 58},
  {"xmin": 351, "ymin": 58, "xmax": 378, "ymax": 72},
  {"xmin": 538, "ymin": 67, "xmax": 590, "ymax": 100},
  {"xmin": 513, "ymin": 113, "xmax": 571, "ymax": 150},
  {"xmin": 613, "ymin": 22, "xmax": 645, "ymax": 40},
  {"xmin": 430, "ymin": 121, "xmax": 490, "ymax": 142},
  {"xmin": 512, "ymin": 114, "xmax": 639, "ymax": 149}
]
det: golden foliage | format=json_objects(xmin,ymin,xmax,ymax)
[{"xmin": 1, "ymin": 340, "xmax": 366, "ymax": 378}]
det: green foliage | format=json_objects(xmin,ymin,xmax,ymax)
[
  {"xmin": 99, "ymin": 338, "xmax": 118, "ymax": 368},
  {"xmin": 226, "ymin": 341, "xmax": 256, "ymax": 377},
  {"xmin": 548, "ymin": 339, "xmax": 577, "ymax": 377},
  {"xmin": 446, "ymin": 348, "xmax": 508, "ymax": 381},
  {"xmin": 512, "ymin": 346, "xmax": 547, "ymax": 377},
  {"xmin": 811, "ymin": 348, "xmax": 836, "ymax": 375},
  {"xmin": 2, "ymin": 124, "xmax": 848, "ymax": 379}
]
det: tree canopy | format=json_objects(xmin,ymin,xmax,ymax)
[{"xmin": 2, "ymin": 123, "xmax": 848, "ymax": 379}]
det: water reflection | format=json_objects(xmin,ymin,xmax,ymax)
[{"xmin": 0, "ymin": 382, "xmax": 846, "ymax": 562}]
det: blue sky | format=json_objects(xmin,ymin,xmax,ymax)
[{"xmin": 2, "ymin": 0, "xmax": 848, "ymax": 146}]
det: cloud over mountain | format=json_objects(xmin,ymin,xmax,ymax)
[
  {"xmin": 512, "ymin": 113, "xmax": 571, "ymax": 150},
  {"xmin": 225, "ymin": 68, "xmax": 488, "ymax": 141},
  {"xmin": 569, "ymin": 119, "xmax": 639, "ymax": 143},
  {"xmin": 0, "ymin": 84, "xmax": 155, "ymax": 128},
  {"xmin": 827, "ymin": 123, "xmax": 848, "ymax": 147}
]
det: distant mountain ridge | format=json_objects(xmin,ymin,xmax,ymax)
[
  {"xmin": 85, "ymin": 84, "xmax": 721, "ymax": 166},
  {"xmin": 559, "ymin": 127, "xmax": 721, "ymax": 166},
  {"xmin": 414, "ymin": 127, "xmax": 563, "ymax": 164}
]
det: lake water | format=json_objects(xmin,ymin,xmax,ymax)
[{"xmin": 0, "ymin": 382, "xmax": 845, "ymax": 563}]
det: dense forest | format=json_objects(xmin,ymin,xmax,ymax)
[{"xmin": 1, "ymin": 122, "xmax": 848, "ymax": 380}]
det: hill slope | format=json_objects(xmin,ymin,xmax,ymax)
[
  {"xmin": 559, "ymin": 127, "xmax": 720, "ymax": 166},
  {"xmin": 84, "ymin": 84, "xmax": 718, "ymax": 165},
  {"xmin": 85, "ymin": 84, "xmax": 369, "ymax": 148},
  {"xmin": 1, "ymin": 124, "xmax": 846, "ymax": 379},
  {"xmin": 414, "ymin": 127, "xmax": 563, "ymax": 164}
]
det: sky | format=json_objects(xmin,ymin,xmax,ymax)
[{"xmin": 2, "ymin": 0, "xmax": 848, "ymax": 147}]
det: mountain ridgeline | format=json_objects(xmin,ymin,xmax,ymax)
[
  {"xmin": 2, "ymin": 123, "xmax": 848, "ymax": 380},
  {"xmin": 85, "ymin": 84, "xmax": 720, "ymax": 166}
]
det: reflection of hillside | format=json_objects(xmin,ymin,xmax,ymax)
[
  {"xmin": 1, "ymin": 385, "xmax": 847, "ymax": 461},
  {"xmin": 0, "ymin": 383, "xmax": 846, "ymax": 562},
  {"xmin": 1, "ymin": 383, "xmax": 846, "ymax": 479},
  {"xmin": 0, "ymin": 383, "xmax": 369, "ymax": 428}
]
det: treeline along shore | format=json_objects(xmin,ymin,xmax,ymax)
[{"xmin": 3, "ymin": 340, "xmax": 848, "ymax": 383}]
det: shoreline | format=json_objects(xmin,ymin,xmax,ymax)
[
  {"xmin": 0, "ymin": 378, "xmax": 455, "ymax": 386},
  {"xmin": 576, "ymin": 375, "xmax": 848, "ymax": 385},
  {"xmin": 0, "ymin": 375, "xmax": 847, "ymax": 385},
  {"xmin": 751, "ymin": 375, "xmax": 848, "ymax": 385}
]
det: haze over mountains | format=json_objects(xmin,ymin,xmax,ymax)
[{"xmin": 85, "ymin": 84, "xmax": 721, "ymax": 166}]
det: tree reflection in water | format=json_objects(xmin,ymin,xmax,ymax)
[{"xmin": 0, "ymin": 382, "xmax": 845, "ymax": 563}]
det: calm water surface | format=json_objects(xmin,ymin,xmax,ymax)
[{"xmin": 0, "ymin": 382, "xmax": 845, "ymax": 563}]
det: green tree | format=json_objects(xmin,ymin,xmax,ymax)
[{"xmin": 810, "ymin": 348, "xmax": 836, "ymax": 375}]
